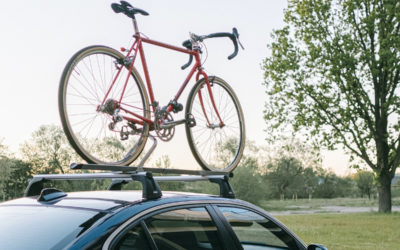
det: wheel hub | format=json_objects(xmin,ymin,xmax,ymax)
[{"xmin": 97, "ymin": 99, "xmax": 119, "ymax": 115}]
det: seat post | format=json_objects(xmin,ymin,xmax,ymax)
[{"xmin": 132, "ymin": 17, "xmax": 139, "ymax": 34}]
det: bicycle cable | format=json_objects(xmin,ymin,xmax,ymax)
[{"xmin": 200, "ymin": 42, "xmax": 208, "ymax": 66}]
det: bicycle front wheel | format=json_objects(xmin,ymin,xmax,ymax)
[
  {"xmin": 185, "ymin": 76, "xmax": 245, "ymax": 172},
  {"xmin": 59, "ymin": 45, "xmax": 150, "ymax": 166}
]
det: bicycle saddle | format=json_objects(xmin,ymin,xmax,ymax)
[{"xmin": 111, "ymin": 1, "xmax": 149, "ymax": 18}]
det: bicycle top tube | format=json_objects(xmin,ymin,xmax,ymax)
[{"xmin": 131, "ymin": 33, "xmax": 202, "ymax": 109}]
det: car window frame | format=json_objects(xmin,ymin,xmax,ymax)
[
  {"xmin": 105, "ymin": 200, "xmax": 240, "ymax": 250},
  {"xmin": 211, "ymin": 204, "xmax": 307, "ymax": 250}
]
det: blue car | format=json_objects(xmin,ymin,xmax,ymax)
[{"xmin": 0, "ymin": 165, "xmax": 327, "ymax": 250}]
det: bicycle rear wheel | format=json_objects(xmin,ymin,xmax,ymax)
[
  {"xmin": 185, "ymin": 76, "xmax": 245, "ymax": 172},
  {"xmin": 59, "ymin": 45, "xmax": 150, "ymax": 165}
]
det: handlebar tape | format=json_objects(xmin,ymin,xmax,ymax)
[
  {"xmin": 181, "ymin": 40, "xmax": 193, "ymax": 70},
  {"xmin": 204, "ymin": 29, "xmax": 239, "ymax": 60}
]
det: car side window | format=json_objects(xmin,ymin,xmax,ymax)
[
  {"xmin": 113, "ymin": 223, "xmax": 151, "ymax": 250},
  {"xmin": 217, "ymin": 206, "xmax": 299, "ymax": 250},
  {"xmin": 145, "ymin": 207, "xmax": 222, "ymax": 250}
]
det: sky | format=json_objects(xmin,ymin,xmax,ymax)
[{"xmin": 0, "ymin": 0, "xmax": 351, "ymax": 175}]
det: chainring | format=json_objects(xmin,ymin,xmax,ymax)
[{"xmin": 154, "ymin": 111, "xmax": 175, "ymax": 141}]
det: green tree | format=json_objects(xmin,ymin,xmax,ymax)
[
  {"xmin": 354, "ymin": 170, "xmax": 376, "ymax": 199},
  {"xmin": 289, "ymin": 166, "xmax": 320, "ymax": 199},
  {"xmin": 264, "ymin": 157, "xmax": 305, "ymax": 200},
  {"xmin": 0, "ymin": 157, "xmax": 12, "ymax": 201},
  {"xmin": 230, "ymin": 154, "xmax": 266, "ymax": 205},
  {"xmin": 262, "ymin": 140, "xmax": 322, "ymax": 200},
  {"xmin": 313, "ymin": 172, "xmax": 354, "ymax": 198},
  {"xmin": 0, "ymin": 141, "xmax": 32, "ymax": 200},
  {"xmin": 19, "ymin": 125, "xmax": 80, "ymax": 174},
  {"xmin": 2, "ymin": 158, "xmax": 32, "ymax": 200},
  {"xmin": 264, "ymin": 0, "xmax": 400, "ymax": 212}
]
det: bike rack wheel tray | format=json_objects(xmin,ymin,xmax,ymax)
[{"xmin": 24, "ymin": 163, "xmax": 235, "ymax": 200}]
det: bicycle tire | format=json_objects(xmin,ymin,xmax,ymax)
[
  {"xmin": 59, "ymin": 45, "xmax": 150, "ymax": 166},
  {"xmin": 185, "ymin": 76, "xmax": 245, "ymax": 172}
]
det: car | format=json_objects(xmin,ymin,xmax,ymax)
[{"xmin": 0, "ymin": 164, "xmax": 327, "ymax": 250}]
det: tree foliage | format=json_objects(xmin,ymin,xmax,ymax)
[
  {"xmin": 354, "ymin": 170, "xmax": 376, "ymax": 199},
  {"xmin": 0, "ymin": 142, "xmax": 32, "ymax": 201},
  {"xmin": 314, "ymin": 172, "xmax": 355, "ymax": 198},
  {"xmin": 229, "ymin": 153, "xmax": 266, "ymax": 205},
  {"xmin": 265, "ymin": 157, "xmax": 305, "ymax": 199},
  {"xmin": 264, "ymin": 0, "xmax": 400, "ymax": 212},
  {"xmin": 19, "ymin": 125, "xmax": 81, "ymax": 174}
]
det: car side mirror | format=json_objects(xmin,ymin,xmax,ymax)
[{"xmin": 307, "ymin": 244, "xmax": 328, "ymax": 250}]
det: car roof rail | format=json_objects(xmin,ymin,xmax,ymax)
[{"xmin": 24, "ymin": 163, "xmax": 235, "ymax": 200}]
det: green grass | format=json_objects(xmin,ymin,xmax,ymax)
[
  {"xmin": 259, "ymin": 197, "xmax": 400, "ymax": 211},
  {"xmin": 275, "ymin": 212, "xmax": 400, "ymax": 250}
]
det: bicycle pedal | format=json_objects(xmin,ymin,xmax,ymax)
[{"xmin": 120, "ymin": 126, "xmax": 129, "ymax": 140}]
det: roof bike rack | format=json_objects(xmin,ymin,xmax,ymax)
[
  {"xmin": 24, "ymin": 135, "xmax": 235, "ymax": 200},
  {"xmin": 24, "ymin": 165, "xmax": 235, "ymax": 200},
  {"xmin": 137, "ymin": 134, "xmax": 157, "ymax": 170},
  {"xmin": 71, "ymin": 160, "xmax": 235, "ymax": 198}
]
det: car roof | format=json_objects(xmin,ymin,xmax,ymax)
[{"xmin": 0, "ymin": 190, "xmax": 226, "ymax": 212}]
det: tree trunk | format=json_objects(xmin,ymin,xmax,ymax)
[{"xmin": 377, "ymin": 173, "xmax": 392, "ymax": 213}]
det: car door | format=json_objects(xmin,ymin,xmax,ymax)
[{"xmin": 212, "ymin": 205, "xmax": 306, "ymax": 250}]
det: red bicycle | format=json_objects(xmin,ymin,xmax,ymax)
[{"xmin": 58, "ymin": 1, "xmax": 245, "ymax": 172}]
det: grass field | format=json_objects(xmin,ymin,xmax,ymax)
[
  {"xmin": 275, "ymin": 212, "xmax": 400, "ymax": 250},
  {"xmin": 259, "ymin": 197, "xmax": 400, "ymax": 212}
]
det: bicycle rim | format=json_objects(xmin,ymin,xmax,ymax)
[
  {"xmin": 59, "ymin": 45, "xmax": 150, "ymax": 165},
  {"xmin": 185, "ymin": 77, "xmax": 245, "ymax": 172}
]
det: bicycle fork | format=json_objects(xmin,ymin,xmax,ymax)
[{"xmin": 196, "ymin": 74, "xmax": 225, "ymax": 130}]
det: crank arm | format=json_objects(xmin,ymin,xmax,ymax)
[{"xmin": 159, "ymin": 119, "xmax": 187, "ymax": 129}]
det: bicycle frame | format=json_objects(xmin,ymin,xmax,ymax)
[{"xmin": 101, "ymin": 32, "xmax": 224, "ymax": 128}]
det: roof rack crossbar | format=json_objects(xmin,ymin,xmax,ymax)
[{"xmin": 70, "ymin": 163, "xmax": 232, "ymax": 176}]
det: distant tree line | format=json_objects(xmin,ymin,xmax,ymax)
[{"xmin": 0, "ymin": 125, "xmax": 385, "ymax": 204}]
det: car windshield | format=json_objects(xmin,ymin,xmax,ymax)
[{"xmin": 0, "ymin": 205, "xmax": 103, "ymax": 249}]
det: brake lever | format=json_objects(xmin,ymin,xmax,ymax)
[
  {"xmin": 237, "ymin": 37, "xmax": 244, "ymax": 50},
  {"xmin": 232, "ymin": 28, "xmax": 244, "ymax": 50}
]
